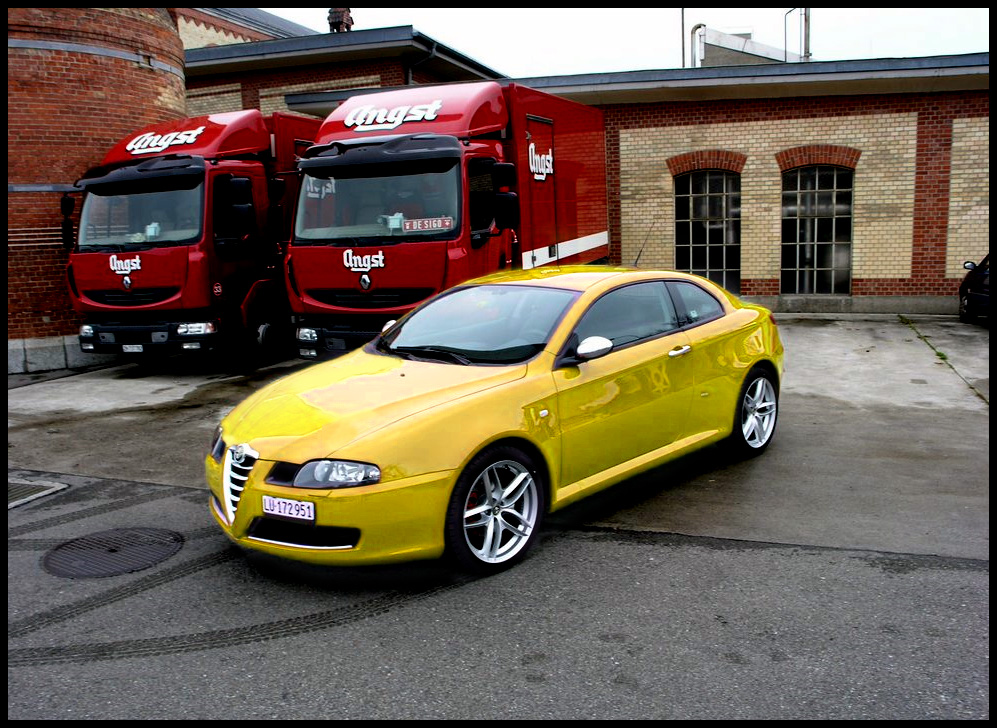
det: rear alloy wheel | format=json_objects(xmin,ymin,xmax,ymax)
[
  {"xmin": 731, "ymin": 369, "xmax": 779, "ymax": 456},
  {"xmin": 446, "ymin": 446, "xmax": 546, "ymax": 574}
]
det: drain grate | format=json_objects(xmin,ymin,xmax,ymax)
[
  {"xmin": 9, "ymin": 478, "xmax": 69, "ymax": 508},
  {"xmin": 43, "ymin": 528, "xmax": 184, "ymax": 578}
]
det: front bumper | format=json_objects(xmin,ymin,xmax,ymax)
[
  {"xmin": 79, "ymin": 321, "xmax": 221, "ymax": 355},
  {"xmin": 206, "ymin": 453, "xmax": 456, "ymax": 566},
  {"xmin": 294, "ymin": 314, "xmax": 394, "ymax": 360}
]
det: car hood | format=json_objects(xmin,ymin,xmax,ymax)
[{"xmin": 222, "ymin": 348, "xmax": 526, "ymax": 463}]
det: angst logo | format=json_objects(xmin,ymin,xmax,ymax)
[
  {"xmin": 125, "ymin": 126, "xmax": 206, "ymax": 155},
  {"xmin": 343, "ymin": 249, "xmax": 386, "ymax": 273},
  {"xmin": 109, "ymin": 254, "xmax": 142, "ymax": 275},
  {"xmin": 343, "ymin": 101, "xmax": 444, "ymax": 132},
  {"xmin": 528, "ymin": 143, "xmax": 554, "ymax": 181}
]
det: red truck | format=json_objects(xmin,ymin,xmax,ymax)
[
  {"xmin": 64, "ymin": 110, "xmax": 319, "ymax": 358},
  {"xmin": 288, "ymin": 81, "xmax": 608, "ymax": 358}
]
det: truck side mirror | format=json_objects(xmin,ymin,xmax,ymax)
[
  {"xmin": 60, "ymin": 193, "xmax": 75, "ymax": 217},
  {"xmin": 494, "ymin": 191, "xmax": 519, "ymax": 231},
  {"xmin": 491, "ymin": 162, "xmax": 516, "ymax": 190}
]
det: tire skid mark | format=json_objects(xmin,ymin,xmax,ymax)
[
  {"xmin": 8, "ymin": 551, "xmax": 238, "ymax": 639},
  {"xmin": 8, "ymin": 490, "xmax": 184, "ymax": 538},
  {"xmin": 8, "ymin": 577, "xmax": 474, "ymax": 665}
]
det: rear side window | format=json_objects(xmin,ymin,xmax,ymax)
[
  {"xmin": 667, "ymin": 281, "xmax": 724, "ymax": 326},
  {"xmin": 574, "ymin": 281, "xmax": 680, "ymax": 348}
]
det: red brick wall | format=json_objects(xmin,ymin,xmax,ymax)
[
  {"xmin": 8, "ymin": 8, "xmax": 186, "ymax": 339},
  {"xmin": 600, "ymin": 91, "xmax": 989, "ymax": 296}
]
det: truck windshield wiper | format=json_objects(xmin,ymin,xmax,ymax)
[{"xmin": 391, "ymin": 345, "xmax": 473, "ymax": 365}]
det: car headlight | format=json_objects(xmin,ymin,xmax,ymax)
[{"xmin": 290, "ymin": 460, "xmax": 381, "ymax": 489}]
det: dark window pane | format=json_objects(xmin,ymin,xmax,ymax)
[
  {"xmin": 729, "ymin": 193, "xmax": 741, "ymax": 219},
  {"xmin": 781, "ymin": 270, "xmax": 795, "ymax": 294},
  {"xmin": 782, "ymin": 191, "xmax": 797, "ymax": 216},
  {"xmin": 676, "ymin": 221, "xmax": 690, "ymax": 246},
  {"xmin": 799, "ymin": 269, "xmax": 812, "ymax": 294},
  {"xmin": 675, "ymin": 245, "xmax": 690, "ymax": 269},
  {"xmin": 834, "ymin": 244, "xmax": 851, "ymax": 269},
  {"xmin": 781, "ymin": 245, "xmax": 797, "ymax": 268},
  {"xmin": 692, "ymin": 196, "xmax": 709, "ymax": 219},
  {"xmin": 817, "ymin": 217, "xmax": 833, "ymax": 242},
  {"xmin": 692, "ymin": 172, "xmax": 708, "ymax": 195},
  {"xmin": 692, "ymin": 245, "xmax": 707, "ymax": 268},
  {"xmin": 726, "ymin": 244, "xmax": 740, "ymax": 269},
  {"xmin": 800, "ymin": 191, "xmax": 816, "ymax": 216},
  {"xmin": 782, "ymin": 170, "xmax": 798, "ymax": 192},
  {"xmin": 835, "ymin": 217, "xmax": 851, "ymax": 243},
  {"xmin": 728, "ymin": 176, "xmax": 741, "ymax": 194},
  {"xmin": 835, "ymin": 190, "xmax": 852, "ymax": 212},
  {"xmin": 708, "ymin": 172, "xmax": 724, "ymax": 194},
  {"xmin": 800, "ymin": 243, "xmax": 815, "ymax": 267},
  {"xmin": 675, "ymin": 195, "xmax": 690, "ymax": 220},
  {"xmin": 800, "ymin": 167, "xmax": 817, "ymax": 190},
  {"xmin": 692, "ymin": 221, "xmax": 707, "ymax": 245},
  {"xmin": 708, "ymin": 244, "xmax": 724, "ymax": 268},
  {"xmin": 726, "ymin": 219, "xmax": 740, "ymax": 245},
  {"xmin": 726, "ymin": 272, "xmax": 740, "ymax": 295},
  {"xmin": 707, "ymin": 196, "xmax": 723, "ymax": 219},
  {"xmin": 816, "ymin": 191, "xmax": 834, "ymax": 216},
  {"xmin": 834, "ymin": 269, "xmax": 851, "ymax": 294},
  {"xmin": 818, "ymin": 167, "xmax": 835, "ymax": 189},
  {"xmin": 675, "ymin": 174, "xmax": 690, "ymax": 195},
  {"xmin": 817, "ymin": 244, "xmax": 835, "ymax": 268},
  {"xmin": 708, "ymin": 224, "xmax": 724, "ymax": 246},
  {"xmin": 837, "ymin": 169, "xmax": 853, "ymax": 189},
  {"xmin": 815, "ymin": 270, "xmax": 833, "ymax": 294},
  {"xmin": 782, "ymin": 219, "xmax": 797, "ymax": 243},
  {"xmin": 800, "ymin": 219, "xmax": 816, "ymax": 243}
]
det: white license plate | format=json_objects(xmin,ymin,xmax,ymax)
[
  {"xmin": 122, "ymin": 344, "xmax": 144, "ymax": 353},
  {"xmin": 262, "ymin": 495, "xmax": 315, "ymax": 522}
]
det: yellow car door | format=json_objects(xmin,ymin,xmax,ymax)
[{"xmin": 552, "ymin": 280, "xmax": 696, "ymax": 494}]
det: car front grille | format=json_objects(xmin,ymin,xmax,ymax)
[{"xmin": 221, "ymin": 443, "xmax": 258, "ymax": 524}]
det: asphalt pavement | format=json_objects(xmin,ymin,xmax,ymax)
[{"xmin": 7, "ymin": 314, "xmax": 989, "ymax": 719}]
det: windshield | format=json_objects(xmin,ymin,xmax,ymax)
[
  {"xmin": 379, "ymin": 284, "xmax": 579, "ymax": 365},
  {"xmin": 294, "ymin": 168, "xmax": 460, "ymax": 245},
  {"xmin": 79, "ymin": 184, "xmax": 204, "ymax": 251}
]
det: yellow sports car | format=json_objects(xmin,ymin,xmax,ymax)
[{"xmin": 206, "ymin": 267, "xmax": 784, "ymax": 573}]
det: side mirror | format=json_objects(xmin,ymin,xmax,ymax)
[
  {"xmin": 963, "ymin": 261, "xmax": 977, "ymax": 271},
  {"xmin": 381, "ymin": 320, "xmax": 396, "ymax": 333},
  {"xmin": 494, "ymin": 191, "xmax": 519, "ymax": 231},
  {"xmin": 60, "ymin": 193, "xmax": 75, "ymax": 217},
  {"xmin": 60, "ymin": 193, "xmax": 76, "ymax": 250},
  {"xmin": 491, "ymin": 162, "xmax": 516, "ymax": 190},
  {"xmin": 576, "ymin": 335, "xmax": 613, "ymax": 361}
]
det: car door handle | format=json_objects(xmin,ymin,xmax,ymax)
[{"xmin": 668, "ymin": 345, "xmax": 691, "ymax": 358}]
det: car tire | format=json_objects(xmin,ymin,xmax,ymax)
[
  {"xmin": 445, "ymin": 445, "xmax": 547, "ymax": 574},
  {"xmin": 958, "ymin": 294, "xmax": 976, "ymax": 324},
  {"xmin": 729, "ymin": 367, "xmax": 779, "ymax": 458}
]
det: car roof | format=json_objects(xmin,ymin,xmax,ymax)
[{"xmin": 468, "ymin": 265, "xmax": 719, "ymax": 293}]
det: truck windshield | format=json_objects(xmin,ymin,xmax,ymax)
[
  {"xmin": 294, "ymin": 168, "xmax": 460, "ymax": 245},
  {"xmin": 78, "ymin": 184, "xmax": 205, "ymax": 251}
]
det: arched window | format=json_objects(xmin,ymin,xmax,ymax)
[
  {"xmin": 674, "ymin": 170, "xmax": 741, "ymax": 293},
  {"xmin": 781, "ymin": 166, "xmax": 852, "ymax": 294}
]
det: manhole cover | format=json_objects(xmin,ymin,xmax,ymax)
[{"xmin": 43, "ymin": 528, "xmax": 184, "ymax": 578}]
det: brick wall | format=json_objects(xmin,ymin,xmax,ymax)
[
  {"xmin": 603, "ymin": 91, "xmax": 989, "ymax": 297},
  {"xmin": 8, "ymin": 8, "xmax": 186, "ymax": 339}
]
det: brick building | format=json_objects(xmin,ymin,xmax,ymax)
[{"xmin": 7, "ymin": 9, "xmax": 990, "ymax": 372}]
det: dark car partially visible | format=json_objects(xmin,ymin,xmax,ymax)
[{"xmin": 958, "ymin": 254, "xmax": 989, "ymax": 324}]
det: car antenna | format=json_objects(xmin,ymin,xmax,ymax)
[{"xmin": 633, "ymin": 221, "xmax": 659, "ymax": 267}]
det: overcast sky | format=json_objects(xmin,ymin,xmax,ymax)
[{"xmin": 260, "ymin": 7, "xmax": 989, "ymax": 77}]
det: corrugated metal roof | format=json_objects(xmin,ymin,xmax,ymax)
[{"xmin": 195, "ymin": 7, "xmax": 319, "ymax": 38}]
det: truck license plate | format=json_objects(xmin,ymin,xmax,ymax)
[
  {"xmin": 262, "ymin": 495, "xmax": 315, "ymax": 522},
  {"xmin": 122, "ymin": 344, "xmax": 144, "ymax": 353}
]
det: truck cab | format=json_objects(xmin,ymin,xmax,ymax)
[
  {"xmin": 288, "ymin": 82, "xmax": 608, "ymax": 358},
  {"xmin": 67, "ymin": 110, "xmax": 318, "ymax": 358}
]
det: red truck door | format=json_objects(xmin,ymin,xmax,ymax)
[{"xmin": 523, "ymin": 116, "xmax": 557, "ymax": 269}]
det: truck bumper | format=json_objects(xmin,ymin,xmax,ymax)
[
  {"xmin": 293, "ymin": 314, "xmax": 394, "ymax": 360},
  {"xmin": 78, "ymin": 320, "xmax": 222, "ymax": 356}
]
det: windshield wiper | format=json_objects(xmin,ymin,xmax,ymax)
[{"xmin": 391, "ymin": 345, "xmax": 473, "ymax": 365}]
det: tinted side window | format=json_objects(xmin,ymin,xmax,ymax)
[
  {"xmin": 574, "ymin": 282, "xmax": 679, "ymax": 347},
  {"xmin": 668, "ymin": 281, "xmax": 724, "ymax": 326}
]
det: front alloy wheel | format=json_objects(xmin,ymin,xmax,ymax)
[
  {"xmin": 446, "ymin": 447, "xmax": 545, "ymax": 573},
  {"xmin": 732, "ymin": 370, "xmax": 778, "ymax": 456}
]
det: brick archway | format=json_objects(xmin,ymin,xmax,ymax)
[
  {"xmin": 775, "ymin": 145, "xmax": 861, "ymax": 171},
  {"xmin": 666, "ymin": 150, "xmax": 747, "ymax": 176}
]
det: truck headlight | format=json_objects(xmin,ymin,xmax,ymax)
[
  {"xmin": 80, "ymin": 325, "xmax": 94, "ymax": 337},
  {"xmin": 177, "ymin": 322, "xmax": 217, "ymax": 335},
  {"xmin": 297, "ymin": 328, "xmax": 318, "ymax": 342},
  {"xmin": 287, "ymin": 460, "xmax": 381, "ymax": 489}
]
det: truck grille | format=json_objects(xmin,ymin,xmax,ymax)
[
  {"xmin": 306, "ymin": 288, "xmax": 435, "ymax": 309},
  {"xmin": 221, "ymin": 443, "xmax": 258, "ymax": 524},
  {"xmin": 84, "ymin": 287, "xmax": 181, "ymax": 306}
]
